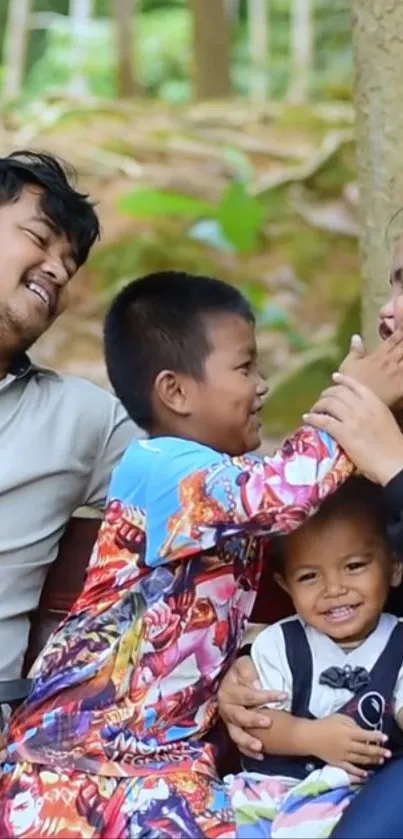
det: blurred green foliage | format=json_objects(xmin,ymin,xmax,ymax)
[
  {"xmin": 0, "ymin": 0, "xmax": 353, "ymax": 103},
  {"xmin": 0, "ymin": 0, "xmax": 359, "ymax": 436}
]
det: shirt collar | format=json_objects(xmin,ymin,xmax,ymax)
[
  {"xmin": 8, "ymin": 353, "xmax": 33, "ymax": 379},
  {"xmin": 1, "ymin": 354, "xmax": 54, "ymax": 388}
]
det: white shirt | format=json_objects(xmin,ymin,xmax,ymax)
[{"xmin": 252, "ymin": 613, "xmax": 403, "ymax": 720}]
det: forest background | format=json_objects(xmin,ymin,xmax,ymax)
[{"xmin": 1, "ymin": 0, "xmax": 396, "ymax": 447}]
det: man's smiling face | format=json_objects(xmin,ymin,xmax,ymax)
[{"xmin": 0, "ymin": 185, "xmax": 77, "ymax": 359}]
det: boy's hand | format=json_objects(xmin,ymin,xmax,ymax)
[
  {"xmin": 308, "ymin": 714, "xmax": 391, "ymax": 779},
  {"xmin": 339, "ymin": 329, "xmax": 403, "ymax": 407},
  {"xmin": 218, "ymin": 656, "xmax": 287, "ymax": 759},
  {"xmin": 304, "ymin": 374, "xmax": 403, "ymax": 485}
]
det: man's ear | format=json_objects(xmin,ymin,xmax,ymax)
[
  {"xmin": 273, "ymin": 572, "xmax": 289, "ymax": 594},
  {"xmin": 390, "ymin": 558, "xmax": 403, "ymax": 589},
  {"xmin": 154, "ymin": 369, "xmax": 191, "ymax": 417}
]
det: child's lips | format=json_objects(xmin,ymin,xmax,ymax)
[
  {"xmin": 379, "ymin": 319, "xmax": 393, "ymax": 340},
  {"xmin": 249, "ymin": 409, "xmax": 262, "ymax": 428},
  {"xmin": 323, "ymin": 604, "xmax": 360, "ymax": 623}
]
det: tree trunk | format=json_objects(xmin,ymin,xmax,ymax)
[
  {"xmin": 287, "ymin": 0, "xmax": 313, "ymax": 104},
  {"xmin": 225, "ymin": 0, "xmax": 240, "ymax": 24},
  {"xmin": 2, "ymin": 0, "xmax": 32, "ymax": 102},
  {"xmin": 248, "ymin": 0, "xmax": 270, "ymax": 103},
  {"xmin": 68, "ymin": 0, "xmax": 93, "ymax": 97},
  {"xmin": 114, "ymin": 0, "xmax": 140, "ymax": 98},
  {"xmin": 191, "ymin": 0, "xmax": 233, "ymax": 100},
  {"xmin": 352, "ymin": 0, "xmax": 403, "ymax": 348}
]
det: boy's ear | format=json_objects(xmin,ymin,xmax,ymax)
[
  {"xmin": 154, "ymin": 370, "xmax": 191, "ymax": 417},
  {"xmin": 390, "ymin": 558, "xmax": 403, "ymax": 589},
  {"xmin": 274, "ymin": 572, "xmax": 289, "ymax": 594}
]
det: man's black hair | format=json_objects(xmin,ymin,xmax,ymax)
[
  {"xmin": 272, "ymin": 476, "xmax": 391, "ymax": 574},
  {"xmin": 104, "ymin": 270, "xmax": 254, "ymax": 431},
  {"xmin": 0, "ymin": 150, "xmax": 100, "ymax": 266}
]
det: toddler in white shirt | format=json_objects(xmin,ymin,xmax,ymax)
[{"xmin": 229, "ymin": 476, "xmax": 403, "ymax": 839}]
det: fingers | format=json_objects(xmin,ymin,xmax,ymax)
[
  {"xmin": 310, "ymin": 378, "xmax": 370, "ymax": 417},
  {"xmin": 218, "ymin": 673, "xmax": 285, "ymax": 710},
  {"xmin": 227, "ymin": 723, "xmax": 264, "ymax": 759},
  {"xmin": 332, "ymin": 372, "xmax": 372, "ymax": 399},
  {"xmin": 348, "ymin": 736, "xmax": 391, "ymax": 764},
  {"xmin": 351, "ymin": 728, "xmax": 388, "ymax": 745},
  {"xmin": 303, "ymin": 412, "xmax": 340, "ymax": 435},
  {"xmin": 309, "ymin": 391, "xmax": 353, "ymax": 420},
  {"xmin": 348, "ymin": 752, "xmax": 390, "ymax": 766},
  {"xmin": 264, "ymin": 690, "xmax": 288, "ymax": 704},
  {"xmin": 220, "ymin": 702, "xmax": 273, "ymax": 730},
  {"xmin": 338, "ymin": 761, "xmax": 367, "ymax": 780},
  {"xmin": 219, "ymin": 682, "xmax": 277, "ymax": 710},
  {"xmin": 313, "ymin": 383, "xmax": 353, "ymax": 405},
  {"xmin": 350, "ymin": 334, "xmax": 366, "ymax": 357},
  {"xmin": 305, "ymin": 373, "xmax": 387, "ymax": 428},
  {"xmin": 233, "ymin": 656, "xmax": 260, "ymax": 686}
]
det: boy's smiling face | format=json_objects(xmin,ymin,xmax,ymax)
[{"xmin": 153, "ymin": 313, "xmax": 268, "ymax": 456}]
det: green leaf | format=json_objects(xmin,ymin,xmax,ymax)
[
  {"xmin": 118, "ymin": 188, "xmax": 213, "ymax": 220},
  {"xmin": 217, "ymin": 182, "xmax": 265, "ymax": 254},
  {"xmin": 188, "ymin": 220, "xmax": 235, "ymax": 253}
]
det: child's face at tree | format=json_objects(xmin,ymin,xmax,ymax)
[
  {"xmin": 379, "ymin": 236, "xmax": 403, "ymax": 339},
  {"xmin": 276, "ymin": 511, "xmax": 402, "ymax": 645}
]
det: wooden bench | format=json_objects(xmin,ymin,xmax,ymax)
[
  {"xmin": 23, "ymin": 516, "xmax": 101, "ymax": 674},
  {"xmin": 0, "ymin": 517, "xmax": 101, "ymax": 721}
]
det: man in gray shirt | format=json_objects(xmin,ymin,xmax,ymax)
[{"xmin": 0, "ymin": 150, "xmax": 135, "ymax": 682}]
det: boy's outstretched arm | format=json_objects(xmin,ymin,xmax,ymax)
[
  {"xmin": 146, "ymin": 366, "xmax": 403, "ymax": 566},
  {"xmin": 146, "ymin": 423, "xmax": 351, "ymax": 566}
]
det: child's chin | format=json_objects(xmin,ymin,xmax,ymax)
[
  {"xmin": 247, "ymin": 431, "xmax": 263, "ymax": 453},
  {"xmin": 227, "ymin": 430, "xmax": 262, "ymax": 457}
]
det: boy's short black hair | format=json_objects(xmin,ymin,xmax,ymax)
[
  {"xmin": 104, "ymin": 270, "xmax": 254, "ymax": 431},
  {"xmin": 0, "ymin": 150, "xmax": 100, "ymax": 266},
  {"xmin": 272, "ymin": 476, "xmax": 391, "ymax": 575}
]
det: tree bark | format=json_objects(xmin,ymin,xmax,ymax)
[
  {"xmin": 114, "ymin": 0, "xmax": 140, "ymax": 98},
  {"xmin": 191, "ymin": 0, "xmax": 233, "ymax": 100},
  {"xmin": 68, "ymin": 0, "xmax": 93, "ymax": 97},
  {"xmin": 248, "ymin": 0, "xmax": 270, "ymax": 103},
  {"xmin": 287, "ymin": 0, "xmax": 313, "ymax": 104},
  {"xmin": 352, "ymin": 0, "xmax": 403, "ymax": 348},
  {"xmin": 2, "ymin": 0, "xmax": 32, "ymax": 102},
  {"xmin": 225, "ymin": 0, "xmax": 240, "ymax": 24}
]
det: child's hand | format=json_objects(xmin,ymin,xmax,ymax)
[
  {"xmin": 339, "ymin": 328, "xmax": 403, "ymax": 407},
  {"xmin": 310, "ymin": 714, "xmax": 391, "ymax": 779}
]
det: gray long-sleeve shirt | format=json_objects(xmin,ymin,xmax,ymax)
[{"xmin": 0, "ymin": 355, "xmax": 137, "ymax": 679}]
